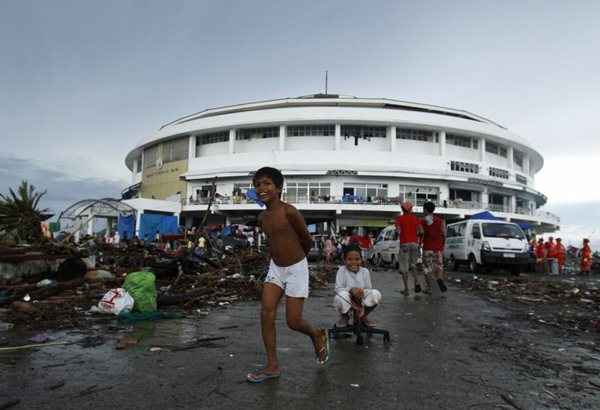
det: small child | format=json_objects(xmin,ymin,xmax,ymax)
[
  {"xmin": 334, "ymin": 244, "xmax": 382, "ymax": 327},
  {"xmin": 246, "ymin": 167, "xmax": 329, "ymax": 384}
]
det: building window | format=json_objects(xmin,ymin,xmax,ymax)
[
  {"xmin": 163, "ymin": 138, "xmax": 189, "ymax": 163},
  {"xmin": 287, "ymin": 125, "xmax": 335, "ymax": 137},
  {"xmin": 516, "ymin": 174, "xmax": 528, "ymax": 185},
  {"xmin": 450, "ymin": 161, "xmax": 479, "ymax": 174},
  {"xmin": 197, "ymin": 131, "xmax": 229, "ymax": 146},
  {"xmin": 396, "ymin": 128, "xmax": 438, "ymax": 142},
  {"xmin": 342, "ymin": 183, "xmax": 388, "ymax": 202},
  {"xmin": 143, "ymin": 145, "xmax": 159, "ymax": 169},
  {"xmin": 398, "ymin": 185, "xmax": 439, "ymax": 205},
  {"xmin": 341, "ymin": 125, "xmax": 386, "ymax": 139},
  {"xmin": 485, "ymin": 141, "xmax": 508, "ymax": 157},
  {"xmin": 236, "ymin": 127, "xmax": 279, "ymax": 140},
  {"xmin": 447, "ymin": 133, "xmax": 478, "ymax": 149},
  {"xmin": 284, "ymin": 182, "xmax": 330, "ymax": 203},
  {"xmin": 489, "ymin": 167, "xmax": 509, "ymax": 179},
  {"xmin": 514, "ymin": 150, "xmax": 524, "ymax": 167}
]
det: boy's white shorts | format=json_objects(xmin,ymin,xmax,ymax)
[{"xmin": 265, "ymin": 257, "xmax": 309, "ymax": 298}]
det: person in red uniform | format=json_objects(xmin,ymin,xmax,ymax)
[
  {"xmin": 545, "ymin": 237, "xmax": 557, "ymax": 274},
  {"xmin": 395, "ymin": 201, "xmax": 424, "ymax": 295},
  {"xmin": 580, "ymin": 238, "xmax": 593, "ymax": 275},
  {"xmin": 421, "ymin": 201, "xmax": 447, "ymax": 293},
  {"xmin": 535, "ymin": 238, "xmax": 546, "ymax": 273},
  {"xmin": 555, "ymin": 238, "xmax": 566, "ymax": 274}
]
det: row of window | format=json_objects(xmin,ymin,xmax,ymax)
[
  {"xmin": 489, "ymin": 166, "xmax": 509, "ymax": 179},
  {"xmin": 486, "ymin": 141, "xmax": 508, "ymax": 157},
  {"xmin": 447, "ymin": 133, "xmax": 478, "ymax": 150},
  {"xmin": 143, "ymin": 139, "xmax": 189, "ymax": 169}
]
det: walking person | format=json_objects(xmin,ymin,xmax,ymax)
[
  {"xmin": 421, "ymin": 202, "xmax": 448, "ymax": 293},
  {"xmin": 395, "ymin": 201, "xmax": 424, "ymax": 296},
  {"xmin": 580, "ymin": 238, "xmax": 593, "ymax": 275}
]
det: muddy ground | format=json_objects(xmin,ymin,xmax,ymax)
[{"xmin": 2, "ymin": 268, "xmax": 600, "ymax": 409}]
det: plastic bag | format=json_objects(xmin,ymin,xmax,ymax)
[
  {"xmin": 123, "ymin": 271, "xmax": 157, "ymax": 313},
  {"xmin": 97, "ymin": 288, "xmax": 134, "ymax": 315}
]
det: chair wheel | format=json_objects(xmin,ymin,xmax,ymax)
[{"xmin": 356, "ymin": 334, "xmax": 364, "ymax": 345}]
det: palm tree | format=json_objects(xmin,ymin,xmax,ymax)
[{"xmin": 0, "ymin": 180, "xmax": 49, "ymax": 243}]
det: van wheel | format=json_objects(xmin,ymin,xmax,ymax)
[
  {"xmin": 449, "ymin": 255, "xmax": 459, "ymax": 271},
  {"xmin": 375, "ymin": 254, "xmax": 383, "ymax": 268},
  {"xmin": 468, "ymin": 254, "xmax": 481, "ymax": 274}
]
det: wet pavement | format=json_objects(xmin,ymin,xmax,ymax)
[{"xmin": 2, "ymin": 268, "xmax": 600, "ymax": 409}]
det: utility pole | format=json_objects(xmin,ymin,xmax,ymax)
[{"xmin": 325, "ymin": 70, "xmax": 328, "ymax": 95}]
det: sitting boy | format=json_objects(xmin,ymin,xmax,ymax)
[{"xmin": 334, "ymin": 244, "xmax": 382, "ymax": 327}]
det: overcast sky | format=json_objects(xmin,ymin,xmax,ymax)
[{"xmin": 1, "ymin": 1, "xmax": 599, "ymax": 246}]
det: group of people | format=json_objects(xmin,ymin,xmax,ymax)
[
  {"xmin": 245, "ymin": 166, "xmax": 452, "ymax": 384},
  {"xmin": 533, "ymin": 236, "xmax": 594, "ymax": 274}
]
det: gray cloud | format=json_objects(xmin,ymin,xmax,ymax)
[{"xmin": 0, "ymin": 155, "xmax": 126, "ymax": 214}]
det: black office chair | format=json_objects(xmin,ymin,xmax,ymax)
[{"xmin": 329, "ymin": 320, "xmax": 390, "ymax": 345}]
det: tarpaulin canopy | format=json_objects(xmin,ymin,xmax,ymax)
[
  {"xmin": 139, "ymin": 214, "xmax": 179, "ymax": 241},
  {"xmin": 470, "ymin": 211, "xmax": 499, "ymax": 220},
  {"xmin": 117, "ymin": 215, "xmax": 135, "ymax": 240}
]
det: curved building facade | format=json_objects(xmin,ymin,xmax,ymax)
[{"xmin": 124, "ymin": 94, "xmax": 559, "ymax": 232}]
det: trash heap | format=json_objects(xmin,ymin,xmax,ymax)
[
  {"xmin": 454, "ymin": 275, "xmax": 600, "ymax": 332},
  {"xmin": 0, "ymin": 242, "xmax": 328, "ymax": 331}
]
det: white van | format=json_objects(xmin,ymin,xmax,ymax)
[
  {"xmin": 444, "ymin": 219, "xmax": 530, "ymax": 274},
  {"xmin": 370, "ymin": 225, "xmax": 399, "ymax": 267}
]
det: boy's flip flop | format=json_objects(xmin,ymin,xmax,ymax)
[
  {"xmin": 246, "ymin": 370, "xmax": 281, "ymax": 383},
  {"xmin": 315, "ymin": 329, "xmax": 330, "ymax": 365}
]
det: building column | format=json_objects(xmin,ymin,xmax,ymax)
[
  {"xmin": 135, "ymin": 211, "xmax": 143, "ymax": 238},
  {"xmin": 510, "ymin": 195, "xmax": 517, "ymax": 213},
  {"xmin": 131, "ymin": 157, "xmax": 138, "ymax": 185},
  {"xmin": 334, "ymin": 124, "xmax": 341, "ymax": 151},
  {"xmin": 228, "ymin": 129, "xmax": 236, "ymax": 154},
  {"xmin": 279, "ymin": 125, "xmax": 286, "ymax": 151},
  {"xmin": 140, "ymin": 150, "xmax": 145, "ymax": 175},
  {"xmin": 188, "ymin": 135, "xmax": 197, "ymax": 160},
  {"xmin": 523, "ymin": 153, "xmax": 530, "ymax": 175},
  {"xmin": 87, "ymin": 214, "xmax": 95, "ymax": 236},
  {"xmin": 439, "ymin": 130, "xmax": 446, "ymax": 157},
  {"xmin": 388, "ymin": 126, "xmax": 396, "ymax": 152},
  {"xmin": 507, "ymin": 146, "xmax": 514, "ymax": 170},
  {"xmin": 481, "ymin": 187, "xmax": 489, "ymax": 209},
  {"xmin": 479, "ymin": 137, "xmax": 486, "ymax": 163}
]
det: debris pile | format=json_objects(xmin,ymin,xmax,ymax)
[
  {"xmin": 0, "ymin": 242, "xmax": 328, "ymax": 330},
  {"xmin": 454, "ymin": 275, "xmax": 600, "ymax": 332}
]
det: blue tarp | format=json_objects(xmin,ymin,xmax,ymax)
[
  {"xmin": 117, "ymin": 214, "xmax": 135, "ymax": 240},
  {"xmin": 518, "ymin": 222, "xmax": 532, "ymax": 231},
  {"xmin": 470, "ymin": 211, "xmax": 499, "ymax": 220},
  {"xmin": 139, "ymin": 213, "xmax": 179, "ymax": 241}
]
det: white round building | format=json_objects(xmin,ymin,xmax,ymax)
[{"xmin": 124, "ymin": 94, "xmax": 559, "ymax": 232}]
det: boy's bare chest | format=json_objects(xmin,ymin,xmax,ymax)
[{"xmin": 261, "ymin": 211, "xmax": 291, "ymax": 237}]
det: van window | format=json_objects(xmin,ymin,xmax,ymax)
[
  {"xmin": 482, "ymin": 223, "xmax": 525, "ymax": 239},
  {"xmin": 384, "ymin": 229, "xmax": 396, "ymax": 240},
  {"xmin": 472, "ymin": 224, "xmax": 481, "ymax": 239},
  {"xmin": 447, "ymin": 223, "xmax": 466, "ymax": 238}
]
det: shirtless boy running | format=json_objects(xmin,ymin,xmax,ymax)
[{"xmin": 246, "ymin": 167, "xmax": 330, "ymax": 383}]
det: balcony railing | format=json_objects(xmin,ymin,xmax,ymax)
[{"xmin": 183, "ymin": 195, "xmax": 560, "ymax": 224}]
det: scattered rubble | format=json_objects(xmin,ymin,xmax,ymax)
[
  {"xmin": 0, "ymin": 241, "xmax": 328, "ymax": 330},
  {"xmin": 453, "ymin": 274, "xmax": 600, "ymax": 332}
]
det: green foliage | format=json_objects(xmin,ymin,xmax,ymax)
[{"xmin": 0, "ymin": 180, "xmax": 49, "ymax": 243}]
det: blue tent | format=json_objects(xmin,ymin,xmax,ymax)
[
  {"xmin": 117, "ymin": 214, "xmax": 135, "ymax": 240},
  {"xmin": 139, "ymin": 213, "xmax": 179, "ymax": 241},
  {"xmin": 470, "ymin": 211, "xmax": 499, "ymax": 220}
]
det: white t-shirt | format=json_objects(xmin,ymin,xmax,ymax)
[
  {"xmin": 334, "ymin": 266, "xmax": 373, "ymax": 293},
  {"xmin": 198, "ymin": 237, "xmax": 206, "ymax": 248}
]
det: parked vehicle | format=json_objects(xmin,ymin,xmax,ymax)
[
  {"xmin": 444, "ymin": 219, "xmax": 530, "ymax": 274},
  {"xmin": 370, "ymin": 225, "xmax": 399, "ymax": 268}
]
